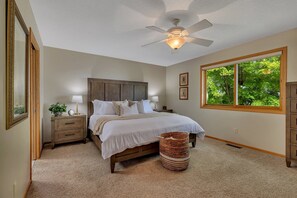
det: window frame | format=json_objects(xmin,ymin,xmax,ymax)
[{"xmin": 200, "ymin": 47, "xmax": 287, "ymax": 114}]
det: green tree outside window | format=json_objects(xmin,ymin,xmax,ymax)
[
  {"xmin": 207, "ymin": 65, "xmax": 234, "ymax": 105},
  {"xmin": 206, "ymin": 55, "xmax": 280, "ymax": 107}
]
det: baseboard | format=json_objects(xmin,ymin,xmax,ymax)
[
  {"xmin": 23, "ymin": 179, "xmax": 32, "ymax": 198},
  {"xmin": 205, "ymin": 135, "xmax": 285, "ymax": 158}
]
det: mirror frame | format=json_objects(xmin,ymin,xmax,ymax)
[{"xmin": 6, "ymin": 0, "xmax": 29, "ymax": 129}]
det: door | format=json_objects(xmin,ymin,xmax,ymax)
[{"xmin": 29, "ymin": 29, "xmax": 41, "ymax": 180}]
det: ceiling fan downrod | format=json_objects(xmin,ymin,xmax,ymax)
[{"xmin": 172, "ymin": 18, "xmax": 180, "ymax": 26}]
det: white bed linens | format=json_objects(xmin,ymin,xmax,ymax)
[{"xmin": 89, "ymin": 113, "xmax": 205, "ymax": 159}]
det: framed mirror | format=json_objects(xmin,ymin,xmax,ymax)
[{"xmin": 6, "ymin": 0, "xmax": 29, "ymax": 129}]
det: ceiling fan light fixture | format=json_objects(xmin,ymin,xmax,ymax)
[
  {"xmin": 144, "ymin": 18, "xmax": 213, "ymax": 50},
  {"xmin": 166, "ymin": 35, "xmax": 185, "ymax": 50}
]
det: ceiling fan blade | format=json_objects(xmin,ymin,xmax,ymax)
[
  {"xmin": 146, "ymin": 26, "xmax": 167, "ymax": 34},
  {"xmin": 142, "ymin": 39, "xmax": 166, "ymax": 47},
  {"xmin": 186, "ymin": 19, "xmax": 213, "ymax": 34},
  {"xmin": 186, "ymin": 37, "xmax": 214, "ymax": 47}
]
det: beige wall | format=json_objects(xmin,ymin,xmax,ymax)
[
  {"xmin": 43, "ymin": 47, "xmax": 166, "ymax": 142},
  {"xmin": 0, "ymin": 0, "xmax": 44, "ymax": 197},
  {"xmin": 166, "ymin": 28, "xmax": 297, "ymax": 155}
]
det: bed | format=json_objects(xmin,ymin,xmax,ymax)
[{"xmin": 87, "ymin": 78, "xmax": 204, "ymax": 173}]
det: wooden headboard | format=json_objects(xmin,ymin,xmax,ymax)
[{"xmin": 87, "ymin": 78, "xmax": 148, "ymax": 117}]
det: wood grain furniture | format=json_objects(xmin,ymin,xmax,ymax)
[
  {"xmin": 286, "ymin": 82, "xmax": 297, "ymax": 167},
  {"xmin": 87, "ymin": 78, "xmax": 197, "ymax": 173},
  {"xmin": 51, "ymin": 115, "xmax": 86, "ymax": 149}
]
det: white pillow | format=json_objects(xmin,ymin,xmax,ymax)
[
  {"xmin": 92, "ymin": 100, "xmax": 116, "ymax": 115},
  {"xmin": 138, "ymin": 100, "xmax": 153, "ymax": 113},
  {"xmin": 120, "ymin": 103, "xmax": 139, "ymax": 116}
]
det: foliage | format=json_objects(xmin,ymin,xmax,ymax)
[
  {"xmin": 48, "ymin": 103, "xmax": 67, "ymax": 115},
  {"xmin": 14, "ymin": 105, "xmax": 25, "ymax": 114},
  {"xmin": 206, "ymin": 65, "xmax": 234, "ymax": 105},
  {"xmin": 206, "ymin": 56, "xmax": 280, "ymax": 107},
  {"xmin": 238, "ymin": 56, "xmax": 280, "ymax": 106}
]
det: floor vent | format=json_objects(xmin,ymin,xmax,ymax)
[{"xmin": 226, "ymin": 143, "xmax": 242, "ymax": 149}]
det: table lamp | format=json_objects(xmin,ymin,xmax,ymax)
[{"xmin": 72, "ymin": 95, "xmax": 83, "ymax": 115}]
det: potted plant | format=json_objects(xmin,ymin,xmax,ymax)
[{"xmin": 49, "ymin": 103, "xmax": 67, "ymax": 117}]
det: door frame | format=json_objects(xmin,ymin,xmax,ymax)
[{"xmin": 29, "ymin": 28, "xmax": 41, "ymax": 180}]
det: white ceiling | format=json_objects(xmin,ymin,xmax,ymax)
[{"xmin": 29, "ymin": 0, "xmax": 297, "ymax": 67}]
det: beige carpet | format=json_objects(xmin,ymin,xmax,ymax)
[{"xmin": 27, "ymin": 138, "xmax": 297, "ymax": 198}]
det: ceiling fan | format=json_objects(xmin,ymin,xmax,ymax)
[{"xmin": 143, "ymin": 18, "xmax": 214, "ymax": 50}]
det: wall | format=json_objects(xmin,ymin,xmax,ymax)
[
  {"xmin": 166, "ymin": 28, "xmax": 297, "ymax": 155},
  {"xmin": 0, "ymin": 0, "xmax": 44, "ymax": 197},
  {"xmin": 43, "ymin": 47, "xmax": 166, "ymax": 142}
]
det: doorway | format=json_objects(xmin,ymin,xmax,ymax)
[{"xmin": 29, "ymin": 28, "xmax": 41, "ymax": 180}]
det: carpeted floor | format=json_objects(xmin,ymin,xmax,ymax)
[{"xmin": 27, "ymin": 138, "xmax": 297, "ymax": 198}]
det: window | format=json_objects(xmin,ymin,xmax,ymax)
[
  {"xmin": 206, "ymin": 65, "xmax": 234, "ymax": 105},
  {"xmin": 200, "ymin": 47, "xmax": 287, "ymax": 114}
]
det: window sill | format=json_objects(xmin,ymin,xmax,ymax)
[{"xmin": 201, "ymin": 104, "xmax": 285, "ymax": 114}]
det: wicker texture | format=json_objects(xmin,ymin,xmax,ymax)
[{"xmin": 160, "ymin": 132, "xmax": 190, "ymax": 171}]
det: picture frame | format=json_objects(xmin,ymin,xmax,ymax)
[
  {"xmin": 179, "ymin": 87, "xmax": 188, "ymax": 100},
  {"xmin": 179, "ymin": 72, "xmax": 189, "ymax": 86},
  {"xmin": 6, "ymin": 0, "xmax": 29, "ymax": 129}
]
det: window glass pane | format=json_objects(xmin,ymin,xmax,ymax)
[
  {"xmin": 238, "ymin": 55, "xmax": 280, "ymax": 107},
  {"xmin": 206, "ymin": 65, "xmax": 234, "ymax": 105}
]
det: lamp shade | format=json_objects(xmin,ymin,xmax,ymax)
[
  {"xmin": 151, "ymin": 96, "xmax": 159, "ymax": 102},
  {"xmin": 72, "ymin": 95, "xmax": 83, "ymax": 103},
  {"xmin": 166, "ymin": 35, "xmax": 185, "ymax": 50}
]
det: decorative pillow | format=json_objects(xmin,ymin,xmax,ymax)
[
  {"xmin": 92, "ymin": 100, "xmax": 116, "ymax": 115},
  {"xmin": 120, "ymin": 103, "xmax": 139, "ymax": 116},
  {"xmin": 138, "ymin": 100, "xmax": 153, "ymax": 113},
  {"xmin": 112, "ymin": 100, "xmax": 129, "ymax": 115},
  {"xmin": 128, "ymin": 100, "xmax": 138, "ymax": 106}
]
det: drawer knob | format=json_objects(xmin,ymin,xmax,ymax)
[
  {"xmin": 65, "ymin": 122, "xmax": 75, "ymax": 125},
  {"xmin": 65, "ymin": 133, "xmax": 75, "ymax": 136}
]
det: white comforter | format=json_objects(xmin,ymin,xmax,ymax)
[{"xmin": 89, "ymin": 113, "xmax": 205, "ymax": 159}]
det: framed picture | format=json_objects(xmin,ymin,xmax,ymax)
[
  {"xmin": 179, "ymin": 72, "xmax": 189, "ymax": 86},
  {"xmin": 179, "ymin": 87, "xmax": 188, "ymax": 100},
  {"xmin": 6, "ymin": 0, "xmax": 29, "ymax": 129}
]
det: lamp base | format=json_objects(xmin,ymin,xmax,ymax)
[{"xmin": 75, "ymin": 103, "xmax": 80, "ymax": 115}]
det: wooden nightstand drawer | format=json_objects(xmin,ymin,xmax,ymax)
[
  {"xmin": 51, "ymin": 115, "xmax": 86, "ymax": 148},
  {"xmin": 55, "ymin": 129, "xmax": 83, "ymax": 143},
  {"xmin": 55, "ymin": 117, "xmax": 83, "ymax": 131}
]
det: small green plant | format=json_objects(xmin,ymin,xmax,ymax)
[
  {"xmin": 49, "ymin": 103, "xmax": 67, "ymax": 116},
  {"xmin": 14, "ymin": 105, "xmax": 25, "ymax": 115}
]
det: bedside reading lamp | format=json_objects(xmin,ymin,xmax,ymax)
[
  {"xmin": 72, "ymin": 95, "xmax": 83, "ymax": 115},
  {"xmin": 151, "ymin": 96, "xmax": 159, "ymax": 110}
]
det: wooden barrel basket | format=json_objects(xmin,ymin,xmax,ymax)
[{"xmin": 159, "ymin": 132, "xmax": 190, "ymax": 171}]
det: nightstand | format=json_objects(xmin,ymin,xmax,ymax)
[
  {"xmin": 51, "ymin": 114, "xmax": 86, "ymax": 149},
  {"xmin": 155, "ymin": 109, "xmax": 173, "ymax": 113}
]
